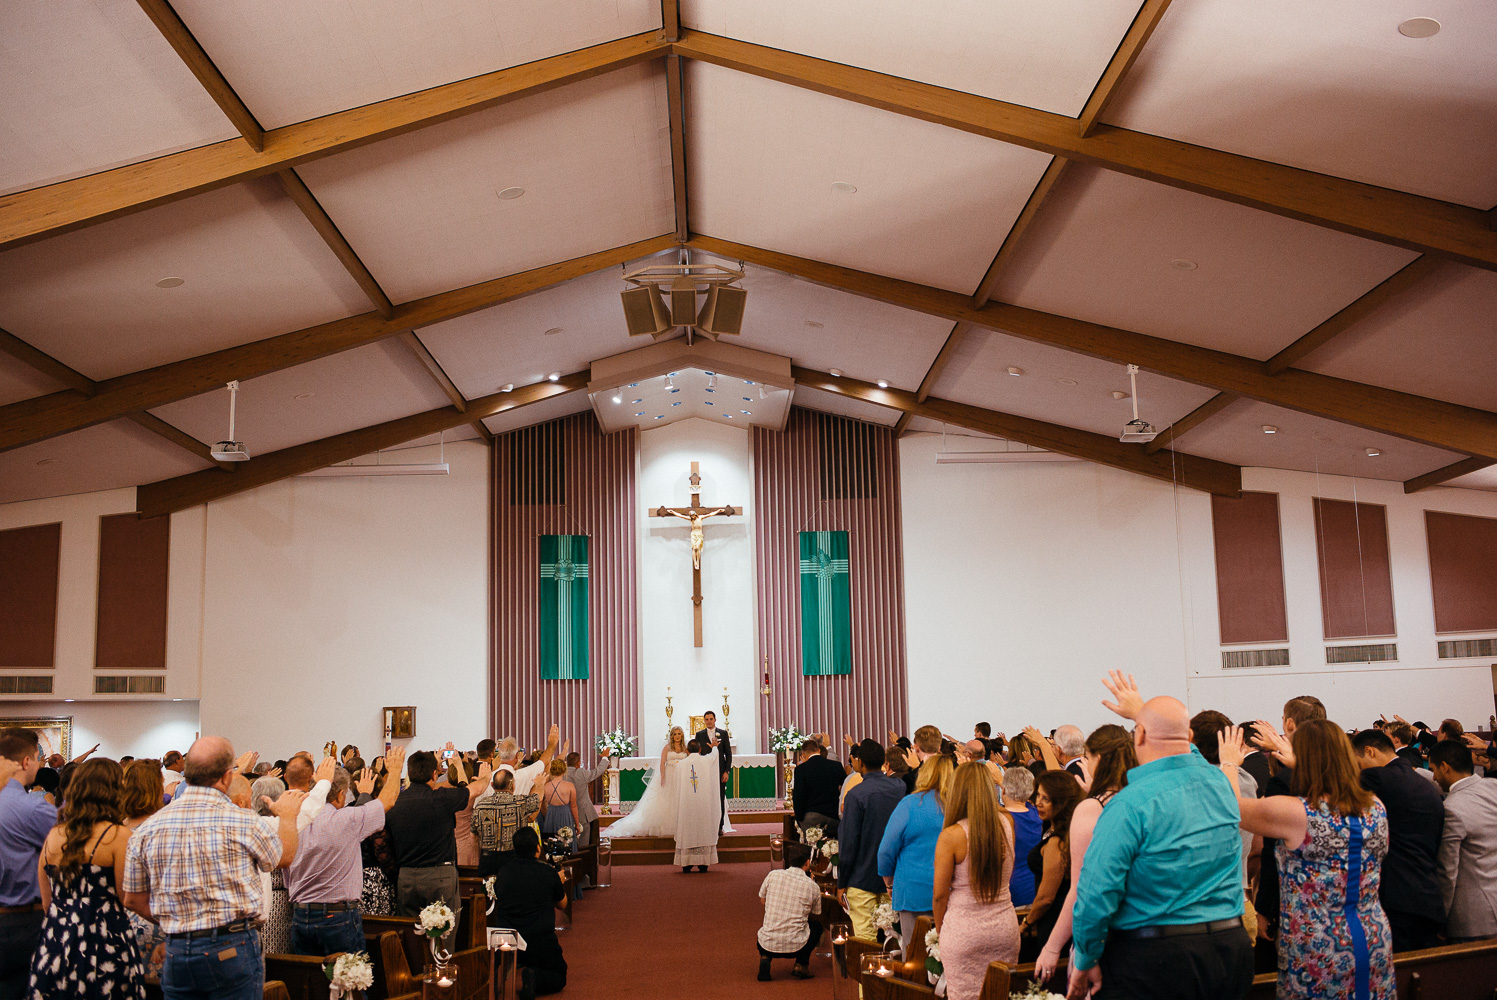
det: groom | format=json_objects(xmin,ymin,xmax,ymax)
[{"xmin": 695, "ymin": 710, "xmax": 732, "ymax": 828}]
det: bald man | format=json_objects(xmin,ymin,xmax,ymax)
[{"xmin": 1067, "ymin": 676, "xmax": 1252, "ymax": 1000}]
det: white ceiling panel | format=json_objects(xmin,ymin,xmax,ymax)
[
  {"xmin": 1178, "ymin": 398, "xmax": 1465, "ymax": 483},
  {"xmin": 149, "ymin": 340, "xmax": 452, "ymax": 455},
  {"xmin": 296, "ymin": 63, "xmax": 674, "ymax": 303},
  {"xmin": 0, "ymin": 178, "xmax": 372, "ymax": 381},
  {"xmin": 592, "ymin": 367, "xmax": 791, "ymax": 434},
  {"xmin": 0, "ymin": 352, "xmax": 65, "ymax": 407},
  {"xmin": 1303, "ymin": 261, "xmax": 1497, "ymax": 412},
  {"xmin": 417, "ymin": 267, "xmax": 646, "ymax": 400},
  {"xmin": 0, "ymin": 2, "xmax": 237, "ymax": 196},
  {"xmin": 176, "ymin": 0, "xmax": 661, "ymax": 129},
  {"xmin": 990, "ymin": 165, "xmax": 1420, "ymax": 361},
  {"xmin": 930, "ymin": 326, "xmax": 1220, "ymax": 438},
  {"xmin": 791, "ymin": 388, "xmax": 899, "ymax": 427},
  {"xmin": 0, "ymin": 420, "xmax": 210, "ymax": 506},
  {"xmin": 682, "ymin": 0, "xmax": 1144, "ymax": 117},
  {"xmin": 687, "ymin": 61, "xmax": 1056, "ymax": 295},
  {"xmin": 1104, "ymin": 0, "xmax": 1497, "ymax": 208},
  {"xmin": 1444, "ymin": 466, "xmax": 1497, "ymax": 493},
  {"xmin": 482, "ymin": 391, "xmax": 593, "ymax": 436}
]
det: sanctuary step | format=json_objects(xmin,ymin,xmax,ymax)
[
  {"xmin": 605, "ymin": 822, "xmax": 780, "ymax": 866},
  {"xmin": 598, "ymin": 806, "xmax": 790, "ymax": 828}
]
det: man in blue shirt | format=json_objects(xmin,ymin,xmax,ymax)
[
  {"xmin": 0, "ymin": 728, "xmax": 58, "ymax": 1000},
  {"xmin": 837, "ymin": 739, "xmax": 905, "ymax": 940},
  {"xmin": 1068, "ymin": 696, "xmax": 1252, "ymax": 1000}
]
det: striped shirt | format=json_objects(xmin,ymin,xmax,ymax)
[
  {"xmin": 123, "ymin": 785, "xmax": 283, "ymax": 934},
  {"xmin": 472, "ymin": 792, "xmax": 540, "ymax": 852}
]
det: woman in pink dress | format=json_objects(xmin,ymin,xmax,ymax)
[{"xmin": 933, "ymin": 761, "xmax": 1021, "ymax": 1000}]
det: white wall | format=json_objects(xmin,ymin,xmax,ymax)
[
  {"xmin": 637, "ymin": 418, "xmax": 758, "ymax": 752},
  {"xmin": 899, "ymin": 431, "xmax": 1497, "ymax": 738},
  {"xmin": 0, "ymin": 699, "xmax": 201, "ymax": 761}
]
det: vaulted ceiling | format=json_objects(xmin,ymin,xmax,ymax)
[{"xmin": 1, "ymin": 0, "xmax": 1494, "ymax": 512}]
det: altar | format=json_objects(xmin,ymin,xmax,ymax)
[{"xmin": 609, "ymin": 753, "xmax": 778, "ymax": 813}]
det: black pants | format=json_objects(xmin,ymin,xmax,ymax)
[
  {"xmin": 758, "ymin": 918, "xmax": 823, "ymax": 966},
  {"xmin": 519, "ymin": 937, "xmax": 567, "ymax": 995},
  {"xmin": 0, "ymin": 909, "xmax": 44, "ymax": 1000},
  {"xmin": 1097, "ymin": 926, "xmax": 1253, "ymax": 1000},
  {"xmin": 1384, "ymin": 908, "xmax": 1442, "ymax": 953}
]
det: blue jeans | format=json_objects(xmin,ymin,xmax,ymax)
[
  {"xmin": 162, "ymin": 927, "xmax": 263, "ymax": 1000},
  {"xmin": 291, "ymin": 906, "xmax": 365, "ymax": 957}
]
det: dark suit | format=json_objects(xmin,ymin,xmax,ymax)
[
  {"xmin": 792, "ymin": 755, "xmax": 847, "ymax": 836},
  {"xmin": 1395, "ymin": 745, "xmax": 1426, "ymax": 770},
  {"xmin": 1361, "ymin": 756, "xmax": 1446, "ymax": 950},
  {"xmin": 1254, "ymin": 766, "xmax": 1293, "ymax": 973},
  {"xmin": 695, "ymin": 727, "xmax": 731, "ymax": 825}
]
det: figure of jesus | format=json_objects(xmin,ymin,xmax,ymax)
[{"xmin": 658, "ymin": 505, "xmax": 735, "ymax": 570}]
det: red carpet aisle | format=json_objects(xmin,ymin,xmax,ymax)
[{"xmin": 564, "ymin": 862, "xmax": 832, "ymax": 999}]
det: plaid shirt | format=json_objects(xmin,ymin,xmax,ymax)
[
  {"xmin": 471, "ymin": 791, "xmax": 540, "ymax": 852},
  {"xmin": 124, "ymin": 785, "xmax": 283, "ymax": 934},
  {"xmin": 758, "ymin": 867, "xmax": 822, "ymax": 953}
]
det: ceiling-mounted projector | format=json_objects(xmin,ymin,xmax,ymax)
[
  {"xmin": 210, "ymin": 380, "xmax": 251, "ymax": 461},
  {"xmin": 1117, "ymin": 364, "xmax": 1159, "ymax": 443}
]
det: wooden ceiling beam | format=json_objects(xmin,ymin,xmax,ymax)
[
  {"xmin": 135, "ymin": 0, "xmax": 265, "ymax": 151},
  {"xmin": 1144, "ymin": 392, "xmax": 1237, "ymax": 454},
  {"xmin": 893, "ymin": 320, "xmax": 969, "ymax": 435},
  {"xmin": 275, "ymin": 169, "xmax": 395, "ymax": 319},
  {"xmin": 688, "ymin": 234, "xmax": 1497, "ymax": 459},
  {"xmin": 661, "ymin": 0, "xmax": 681, "ymax": 43},
  {"xmin": 672, "ymin": 32, "xmax": 1497, "ymax": 272},
  {"xmin": 666, "ymin": 54, "xmax": 690, "ymax": 242},
  {"xmin": 400, "ymin": 332, "xmax": 467, "ymax": 411},
  {"xmin": 0, "ymin": 32, "xmax": 669, "ymax": 251},
  {"xmin": 135, "ymin": 373, "xmax": 588, "ymax": 517},
  {"xmin": 972, "ymin": 158, "xmax": 1068, "ymax": 307},
  {"xmin": 1076, "ymin": 0, "xmax": 1174, "ymax": 137},
  {"xmin": 1403, "ymin": 456, "xmax": 1496, "ymax": 494},
  {"xmin": 0, "ymin": 234, "xmax": 676, "ymax": 453},
  {"xmin": 792, "ymin": 366, "xmax": 1241, "ymax": 496}
]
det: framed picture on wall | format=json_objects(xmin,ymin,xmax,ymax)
[
  {"xmin": 384, "ymin": 707, "xmax": 416, "ymax": 740},
  {"xmin": 0, "ymin": 717, "xmax": 72, "ymax": 760}
]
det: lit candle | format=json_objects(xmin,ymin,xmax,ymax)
[{"xmin": 875, "ymin": 967, "xmax": 894, "ymax": 978}]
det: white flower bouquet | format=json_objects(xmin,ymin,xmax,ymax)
[
  {"xmin": 1010, "ymin": 983, "xmax": 1066, "ymax": 1000},
  {"xmin": 925, "ymin": 926, "xmax": 943, "ymax": 978},
  {"xmin": 769, "ymin": 725, "xmax": 808, "ymax": 755},
  {"xmin": 416, "ymin": 900, "xmax": 455, "ymax": 939},
  {"xmin": 556, "ymin": 826, "xmax": 575, "ymax": 848},
  {"xmin": 872, "ymin": 902, "xmax": 897, "ymax": 934},
  {"xmin": 803, "ymin": 825, "xmax": 824, "ymax": 847},
  {"xmin": 323, "ymin": 951, "xmax": 373, "ymax": 998},
  {"xmin": 820, "ymin": 838, "xmax": 840, "ymax": 867},
  {"xmin": 596, "ymin": 727, "xmax": 637, "ymax": 759}
]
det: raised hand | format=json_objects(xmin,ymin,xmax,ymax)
[
  {"xmin": 385, "ymin": 745, "xmax": 407, "ymax": 776},
  {"xmin": 1022, "ymin": 725, "xmax": 1046, "ymax": 746},
  {"xmin": 887, "ymin": 729, "xmax": 900, "ymax": 744},
  {"xmin": 268, "ymin": 767, "xmax": 283, "ymax": 779},
  {"xmin": 314, "ymin": 756, "xmax": 337, "ymax": 783},
  {"xmin": 1462, "ymin": 732, "xmax": 1486, "ymax": 749},
  {"xmin": 1252, "ymin": 721, "xmax": 1295, "ymax": 768},
  {"xmin": 1101, "ymin": 670, "xmax": 1143, "ymax": 720},
  {"xmin": 844, "ymin": 734, "xmax": 855, "ymax": 747},
  {"xmin": 233, "ymin": 751, "xmax": 259, "ymax": 774},
  {"xmin": 1217, "ymin": 726, "xmax": 1247, "ymax": 768},
  {"xmin": 548, "ymin": 724, "xmax": 560, "ymax": 748}
]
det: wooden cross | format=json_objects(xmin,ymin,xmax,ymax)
[{"xmin": 650, "ymin": 461, "xmax": 741, "ymax": 647}]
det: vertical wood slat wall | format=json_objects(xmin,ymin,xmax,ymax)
[
  {"xmin": 96, "ymin": 513, "xmax": 170, "ymax": 669},
  {"xmin": 491, "ymin": 414, "xmax": 638, "ymax": 749},
  {"xmin": 1210, "ymin": 492, "xmax": 1289, "ymax": 645},
  {"xmin": 0, "ymin": 522, "xmax": 61, "ymax": 668},
  {"xmin": 752, "ymin": 408, "xmax": 909, "ymax": 752},
  {"xmin": 1312, "ymin": 498, "xmax": 1396, "ymax": 639},
  {"xmin": 1425, "ymin": 510, "xmax": 1497, "ymax": 634}
]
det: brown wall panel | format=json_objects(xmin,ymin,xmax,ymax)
[
  {"xmin": 95, "ymin": 513, "xmax": 170, "ymax": 669},
  {"xmin": 1211, "ymin": 491, "xmax": 1289, "ymax": 645},
  {"xmin": 0, "ymin": 522, "xmax": 61, "ymax": 667},
  {"xmin": 1426, "ymin": 510, "xmax": 1497, "ymax": 633},
  {"xmin": 1313, "ymin": 498, "xmax": 1396, "ymax": 639}
]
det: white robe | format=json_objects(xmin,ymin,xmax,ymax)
[{"xmin": 672, "ymin": 751, "xmax": 721, "ymax": 867}]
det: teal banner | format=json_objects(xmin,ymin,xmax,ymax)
[
  {"xmin": 539, "ymin": 534, "xmax": 589, "ymax": 680},
  {"xmin": 799, "ymin": 530, "xmax": 852, "ymax": 676}
]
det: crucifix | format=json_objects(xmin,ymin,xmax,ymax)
[{"xmin": 651, "ymin": 461, "xmax": 741, "ymax": 647}]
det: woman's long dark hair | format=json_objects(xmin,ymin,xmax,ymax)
[
  {"xmin": 1035, "ymin": 770, "xmax": 1084, "ymax": 842},
  {"xmin": 1085, "ymin": 724, "xmax": 1138, "ymax": 799},
  {"xmin": 55, "ymin": 758, "xmax": 124, "ymax": 882}
]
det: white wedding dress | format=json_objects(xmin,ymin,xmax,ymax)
[{"xmin": 604, "ymin": 746, "xmax": 688, "ymax": 838}]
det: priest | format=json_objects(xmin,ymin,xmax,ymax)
[{"xmin": 674, "ymin": 741, "xmax": 722, "ymax": 872}]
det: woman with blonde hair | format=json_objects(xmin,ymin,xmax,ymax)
[
  {"xmin": 1220, "ymin": 720, "xmax": 1394, "ymax": 999},
  {"xmin": 538, "ymin": 757, "xmax": 580, "ymax": 837},
  {"xmin": 593, "ymin": 727, "xmax": 688, "ymax": 838},
  {"xmin": 934, "ymin": 762, "xmax": 1020, "ymax": 999},
  {"xmin": 878, "ymin": 753, "xmax": 955, "ymax": 953}
]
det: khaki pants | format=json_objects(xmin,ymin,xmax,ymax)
[
  {"xmin": 1241, "ymin": 891, "xmax": 1258, "ymax": 942},
  {"xmin": 845, "ymin": 887, "xmax": 891, "ymax": 942}
]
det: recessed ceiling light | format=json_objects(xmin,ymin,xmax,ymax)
[
  {"xmin": 1111, "ymin": 390, "xmax": 1130, "ymax": 400},
  {"xmin": 829, "ymin": 369, "xmax": 843, "ymax": 377},
  {"xmin": 742, "ymin": 396, "xmax": 752, "ymax": 401},
  {"xmin": 1006, "ymin": 367, "xmax": 1024, "ymax": 377},
  {"xmin": 293, "ymin": 392, "xmax": 314, "ymax": 400},
  {"xmin": 876, "ymin": 379, "xmax": 889, "ymax": 388},
  {"xmin": 1262, "ymin": 424, "xmax": 1278, "ymax": 435},
  {"xmin": 830, "ymin": 181, "xmax": 858, "ymax": 194},
  {"xmin": 635, "ymin": 412, "xmax": 645, "ymax": 417},
  {"xmin": 1170, "ymin": 259, "xmax": 1198, "ymax": 271},
  {"xmin": 612, "ymin": 393, "xmax": 623, "ymax": 404},
  {"xmin": 544, "ymin": 327, "xmax": 564, "ymax": 336},
  {"xmin": 155, "ymin": 276, "xmax": 185, "ymax": 288},
  {"xmin": 499, "ymin": 383, "xmax": 514, "ymax": 393},
  {"xmin": 497, "ymin": 186, "xmax": 525, "ymax": 200},
  {"xmin": 655, "ymin": 415, "xmax": 665, "ymax": 420},
  {"xmin": 1057, "ymin": 378, "xmax": 1078, "ymax": 386},
  {"xmin": 805, "ymin": 320, "xmax": 824, "ymax": 329},
  {"xmin": 725, "ymin": 414, "xmax": 734, "ymax": 419},
  {"xmin": 672, "ymin": 401, "xmax": 683, "ymax": 406},
  {"xmin": 628, "ymin": 383, "xmax": 639, "ymax": 387},
  {"xmin": 743, "ymin": 380, "xmax": 754, "ymax": 385},
  {"xmin": 1365, "ymin": 447, "xmax": 1382, "ymax": 457},
  {"xmin": 631, "ymin": 398, "xmax": 643, "ymax": 404},
  {"xmin": 669, "ymin": 388, "xmax": 680, "ymax": 394},
  {"xmin": 547, "ymin": 372, "xmax": 560, "ymax": 382},
  {"xmin": 36, "ymin": 457, "xmax": 55, "ymax": 466},
  {"xmin": 741, "ymin": 410, "xmax": 752, "ymax": 415},
  {"xmin": 1398, "ymin": 16, "xmax": 1440, "ymax": 37},
  {"xmin": 705, "ymin": 401, "xmax": 714, "ymax": 406}
]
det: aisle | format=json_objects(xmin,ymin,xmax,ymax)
[{"xmin": 564, "ymin": 862, "xmax": 833, "ymax": 999}]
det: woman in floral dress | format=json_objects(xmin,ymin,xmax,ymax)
[{"xmin": 1220, "ymin": 720, "xmax": 1394, "ymax": 1000}]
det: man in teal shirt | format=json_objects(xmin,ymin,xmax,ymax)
[{"xmin": 1068, "ymin": 696, "xmax": 1252, "ymax": 1000}]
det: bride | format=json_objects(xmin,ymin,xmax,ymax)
[{"xmin": 605, "ymin": 727, "xmax": 690, "ymax": 838}]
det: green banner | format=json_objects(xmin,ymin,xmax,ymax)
[
  {"xmin": 539, "ymin": 534, "xmax": 589, "ymax": 680},
  {"xmin": 799, "ymin": 530, "xmax": 852, "ymax": 676}
]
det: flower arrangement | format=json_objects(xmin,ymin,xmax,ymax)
[
  {"xmin": 924, "ymin": 926, "xmax": 943, "ymax": 979},
  {"xmin": 872, "ymin": 902, "xmax": 897, "ymax": 935},
  {"xmin": 802, "ymin": 825, "xmax": 824, "ymax": 847},
  {"xmin": 820, "ymin": 838, "xmax": 840, "ymax": 867},
  {"xmin": 596, "ymin": 727, "xmax": 637, "ymax": 759},
  {"xmin": 323, "ymin": 951, "xmax": 373, "ymax": 998},
  {"xmin": 416, "ymin": 901, "xmax": 455, "ymax": 940},
  {"xmin": 768, "ymin": 725, "xmax": 808, "ymax": 755},
  {"xmin": 1010, "ymin": 983, "xmax": 1066, "ymax": 1000}
]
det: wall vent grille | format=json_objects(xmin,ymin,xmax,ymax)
[
  {"xmin": 0, "ymin": 675, "xmax": 54, "ymax": 694},
  {"xmin": 94, "ymin": 675, "xmax": 166, "ymax": 694},
  {"xmin": 817, "ymin": 412, "xmax": 879, "ymax": 500},
  {"xmin": 1222, "ymin": 648, "xmax": 1290, "ymax": 669},
  {"xmin": 1437, "ymin": 638, "xmax": 1497, "ymax": 659},
  {"xmin": 1325, "ymin": 643, "xmax": 1398, "ymax": 664}
]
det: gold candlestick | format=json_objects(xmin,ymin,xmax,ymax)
[
  {"xmin": 721, "ymin": 687, "xmax": 731, "ymax": 736},
  {"xmin": 665, "ymin": 687, "xmax": 674, "ymax": 737}
]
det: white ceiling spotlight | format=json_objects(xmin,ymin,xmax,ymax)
[
  {"xmin": 547, "ymin": 372, "xmax": 560, "ymax": 382},
  {"xmin": 497, "ymin": 186, "xmax": 526, "ymax": 200},
  {"xmin": 1365, "ymin": 447, "xmax": 1382, "ymax": 457},
  {"xmin": 829, "ymin": 369, "xmax": 844, "ymax": 377},
  {"xmin": 612, "ymin": 392, "xmax": 623, "ymax": 404},
  {"xmin": 1397, "ymin": 17, "xmax": 1440, "ymax": 37},
  {"xmin": 499, "ymin": 383, "xmax": 514, "ymax": 393},
  {"xmin": 1118, "ymin": 364, "xmax": 1159, "ymax": 443},
  {"xmin": 830, "ymin": 181, "xmax": 858, "ymax": 194},
  {"xmin": 1006, "ymin": 366, "xmax": 1024, "ymax": 376},
  {"xmin": 876, "ymin": 379, "xmax": 890, "ymax": 389},
  {"xmin": 209, "ymin": 380, "xmax": 251, "ymax": 462},
  {"xmin": 155, "ymin": 276, "xmax": 185, "ymax": 288},
  {"xmin": 619, "ymin": 251, "xmax": 747, "ymax": 344},
  {"xmin": 1262, "ymin": 425, "xmax": 1278, "ymax": 435}
]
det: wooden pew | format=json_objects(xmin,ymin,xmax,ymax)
[
  {"xmin": 264, "ymin": 984, "xmax": 291, "ymax": 1000},
  {"xmin": 378, "ymin": 926, "xmax": 490, "ymax": 1000},
  {"xmin": 263, "ymin": 954, "xmax": 337, "ymax": 1000},
  {"xmin": 831, "ymin": 937, "xmax": 882, "ymax": 1000},
  {"xmin": 1394, "ymin": 939, "xmax": 1497, "ymax": 1000}
]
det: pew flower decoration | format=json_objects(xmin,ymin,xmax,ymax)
[
  {"xmin": 1010, "ymin": 983, "xmax": 1066, "ymax": 1000},
  {"xmin": 872, "ymin": 902, "xmax": 897, "ymax": 935},
  {"xmin": 597, "ymin": 728, "xmax": 637, "ymax": 759},
  {"xmin": 803, "ymin": 825, "xmax": 824, "ymax": 848},
  {"xmin": 323, "ymin": 951, "xmax": 373, "ymax": 998},
  {"xmin": 820, "ymin": 838, "xmax": 840, "ymax": 867},
  {"xmin": 416, "ymin": 900, "xmax": 455, "ymax": 940},
  {"xmin": 925, "ymin": 926, "xmax": 943, "ymax": 982},
  {"xmin": 483, "ymin": 876, "xmax": 497, "ymax": 915},
  {"xmin": 769, "ymin": 726, "xmax": 808, "ymax": 755}
]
